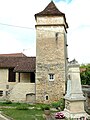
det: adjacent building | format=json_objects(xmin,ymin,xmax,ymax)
[{"xmin": 0, "ymin": 53, "xmax": 36, "ymax": 102}]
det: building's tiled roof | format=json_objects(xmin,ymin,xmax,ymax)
[
  {"xmin": 80, "ymin": 68, "xmax": 86, "ymax": 73},
  {"xmin": 0, "ymin": 53, "xmax": 26, "ymax": 57},
  {"xmin": 35, "ymin": 1, "xmax": 68, "ymax": 28},
  {"xmin": 0, "ymin": 56, "xmax": 36, "ymax": 72},
  {"xmin": 35, "ymin": 1, "xmax": 65, "ymax": 16},
  {"xmin": 14, "ymin": 57, "xmax": 36, "ymax": 72}
]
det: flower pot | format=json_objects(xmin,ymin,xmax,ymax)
[{"xmin": 44, "ymin": 109, "xmax": 50, "ymax": 115}]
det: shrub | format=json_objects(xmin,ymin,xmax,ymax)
[
  {"xmin": 40, "ymin": 105, "xmax": 50, "ymax": 111},
  {"xmin": 59, "ymin": 98, "xmax": 65, "ymax": 110},
  {"xmin": 16, "ymin": 102, "xmax": 21, "ymax": 105},
  {"xmin": 44, "ymin": 106, "xmax": 50, "ymax": 110},
  {"xmin": 51, "ymin": 102, "xmax": 60, "ymax": 110},
  {"xmin": 51, "ymin": 98, "xmax": 65, "ymax": 111},
  {"xmin": 3, "ymin": 100, "xmax": 12, "ymax": 104}
]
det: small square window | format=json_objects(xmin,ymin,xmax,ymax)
[{"xmin": 49, "ymin": 74, "xmax": 54, "ymax": 81}]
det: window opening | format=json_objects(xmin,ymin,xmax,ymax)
[
  {"xmin": 18, "ymin": 73, "xmax": 20, "ymax": 82},
  {"xmin": 55, "ymin": 32, "xmax": 59, "ymax": 41},
  {"xmin": 0, "ymin": 91, "xmax": 3, "ymax": 96},
  {"xmin": 8, "ymin": 68, "xmax": 16, "ymax": 82},
  {"xmin": 46, "ymin": 95, "xmax": 48, "ymax": 100},
  {"xmin": 49, "ymin": 74, "xmax": 55, "ymax": 81},
  {"xmin": 30, "ymin": 72, "xmax": 35, "ymax": 83}
]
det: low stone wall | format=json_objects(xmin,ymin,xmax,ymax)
[{"xmin": 9, "ymin": 83, "xmax": 35, "ymax": 103}]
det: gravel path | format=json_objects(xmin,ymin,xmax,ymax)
[{"xmin": 0, "ymin": 114, "xmax": 9, "ymax": 120}]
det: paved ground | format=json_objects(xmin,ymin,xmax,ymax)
[
  {"xmin": 0, "ymin": 114, "xmax": 9, "ymax": 120},
  {"xmin": 43, "ymin": 113, "xmax": 66, "ymax": 120}
]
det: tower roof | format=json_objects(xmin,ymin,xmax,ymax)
[
  {"xmin": 35, "ymin": 1, "xmax": 68, "ymax": 28},
  {"xmin": 35, "ymin": 1, "xmax": 65, "ymax": 16}
]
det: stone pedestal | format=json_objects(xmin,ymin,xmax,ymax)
[{"xmin": 64, "ymin": 59, "xmax": 88, "ymax": 119}]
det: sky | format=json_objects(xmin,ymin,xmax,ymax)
[{"xmin": 0, "ymin": 0, "xmax": 90, "ymax": 64}]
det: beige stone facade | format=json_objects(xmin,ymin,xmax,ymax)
[
  {"xmin": 0, "ymin": 69, "xmax": 35, "ymax": 103},
  {"xmin": 9, "ymin": 83, "xmax": 35, "ymax": 102},
  {"xmin": 35, "ymin": 10, "xmax": 68, "ymax": 103}
]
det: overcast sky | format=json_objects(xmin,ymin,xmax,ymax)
[{"xmin": 0, "ymin": 0, "xmax": 90, "ymax": 64}]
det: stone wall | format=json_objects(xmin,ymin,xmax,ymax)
[
  {"xmin": 9, "ymin": 83, "xmax": 35, "ymax": 102},
  {"xmin": 36, "ymin": 16, "xmax": 67, "ymax": 103},
  {"xmin": 36, "ymin": 16, "xmax": 66, "ymax": 27},
  {"xmin": 0, "ymin": 69, "xmax": 35, "ymax": 102},
  {"xmin": 0, "ymin": 69, "xmax": 8, "ymax": 83}
]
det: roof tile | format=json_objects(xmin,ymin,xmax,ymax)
[
  {"xmin": 35, "ymin": 1, "xmax": 65, "ymax": 17},
  {"xmin": 0, "ymin": 56, "xmax": 36, "ymax": 72},
  {"xmin": 0, "ymin": 53, "xmax": 26, "ymax": 57}
]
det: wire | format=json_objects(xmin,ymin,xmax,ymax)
[
  {"xmin": 0, "ymin": 22, "xmax": 66, "ymax": 34},
  {"xmin": 0, "ymin": 22, "xmax": 35, "ymax": 30}
]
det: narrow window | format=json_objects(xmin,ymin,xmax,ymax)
[
  {"xmin": 8, "ymin": 68, "xmax": 16, "ymax": 82},
  {"xmin": 30, "ymin": 72, "xmax": 35, "ymax": 83},
  {"xmin": 0, "ymin": 91, "xmax": 3, "ymax": 97},
  {"xmin": 46, "ymin": 95, "xmax": 48, "ymax": 100},
  {"xmin": 18, "ymin": 73, "xmax": 20, "ymax": 82},
  {"xmin": 55, "ymin": 32, "xmax": 59, "ymax": 41},
  {"xmin": 49, "ymin": 74, "xmax": 55, "ymax": 81}
]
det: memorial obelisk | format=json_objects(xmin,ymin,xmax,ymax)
[{"xmin": 64, "ymin": 59, "xmax": 88, "ymax": 119}]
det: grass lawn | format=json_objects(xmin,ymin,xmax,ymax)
[
  {"xmin": 2, "ymin": 108, "xmax": 44, "ymax": 120},
  {"xmin": 0, "ymin": 102, "xmax": 51, "ymax": 120},
  {"xmin": 0, "ymin": 101, "xmax": 61, "ymax": 120}
]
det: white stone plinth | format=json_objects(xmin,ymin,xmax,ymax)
[
  {"xmin": 63, "ymin": 109, "xmax": 88, "ymax": 119},
  {"xmin": 64, "ymin": 60, "xmax": 88, "ymax": 119}
]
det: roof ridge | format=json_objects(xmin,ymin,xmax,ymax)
[{"xmin": 0, "ymin": 53, "xmax": 27, "ymax": 57}]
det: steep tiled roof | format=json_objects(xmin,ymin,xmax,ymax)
[
  {"xmin": 80, "ymin": 68, "xmax": 86, "ymax": 73},
  {"xmin": 35, "ymin": 1, "xmax": 68, "ymax": 28},
  {"xmin": 0, "ymin": 57, "xmax": 36, "ymax": 72},
  {"xmin": 35, "ymin": 1, "xmax": 65, "ymax": 16}
]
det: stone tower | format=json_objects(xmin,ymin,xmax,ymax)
[{"xmin": 35, "ymin": 1, "xmax": 68, "ymax": 103}]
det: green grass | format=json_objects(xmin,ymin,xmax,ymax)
[
  {"xmin": 0, "ymin": 101, "xmax": 36, "ymax": 108},
  {"xmin": 0, "ymin": 102, "xmax": 45, "ymax": 120},
  {"xmin": 0, "ymin": 101, "xmax": 60, "ymax": 120},
  {"xmin": 2, "ymin": 108, "xmax": 44, "ymax": 120}
]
